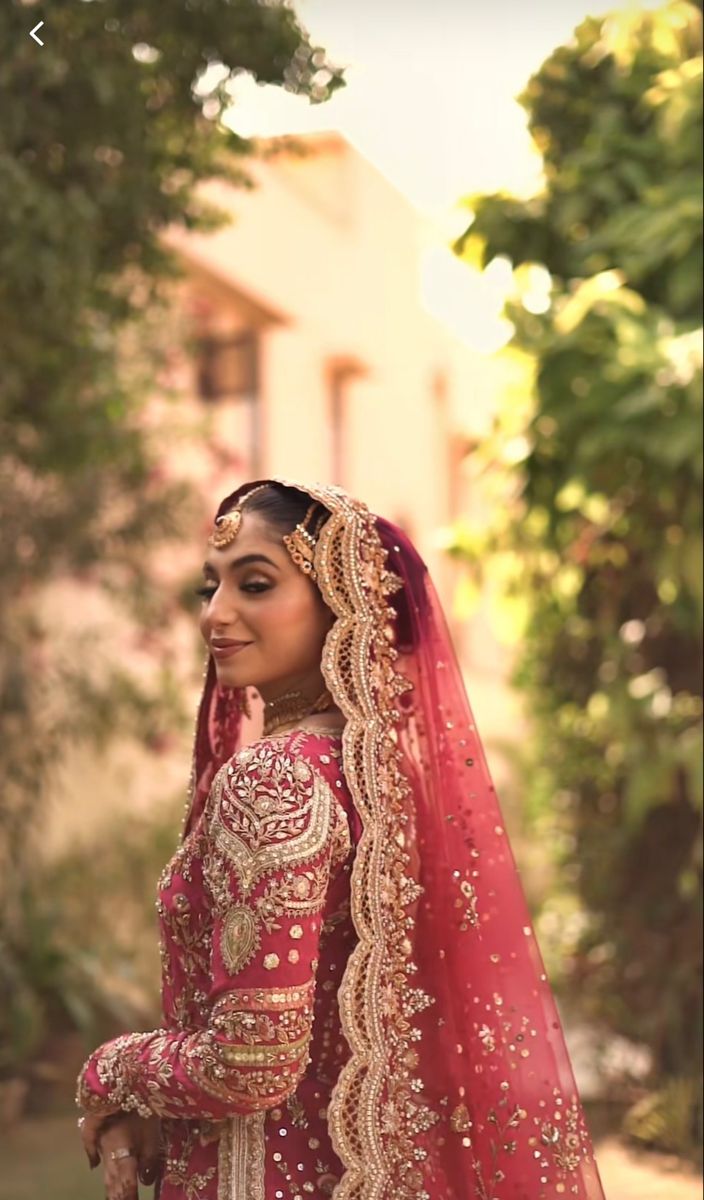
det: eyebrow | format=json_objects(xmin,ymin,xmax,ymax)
[{"xmin": 202, "ymin": 554, "xmax": 280, "ymax": 573}]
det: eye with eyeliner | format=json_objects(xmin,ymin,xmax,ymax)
[
  {"xmin": 194, "ymin": 580, "xmax": 271, "ymax": 598},
  {"xmin": 244, "ymin": 581, "xmax": 273, "ymax": 594}
]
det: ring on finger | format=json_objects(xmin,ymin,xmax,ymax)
[{"xmin": 109, "ymin": 1147, "xmax": 135, "ymax": 1162}]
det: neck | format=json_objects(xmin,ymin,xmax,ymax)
[{"xmin": 261, "ymin": 684, "xmax": 334, "ymax": 737}]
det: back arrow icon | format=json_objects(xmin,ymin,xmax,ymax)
[{"xmin": 30, "ymin": 21, "xmax": 44, "ymax": 46}]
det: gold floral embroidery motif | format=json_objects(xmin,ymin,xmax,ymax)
[
  {"xmin": 450, "ymin": 1103, "xmax": 472, "ymax": 1133},
  {"xmin": 76, "ymin": 1032, "xmax": 157, "ymax": 1119},
  {"xmin": 537, "ymin": 1093, "xmax": 590, "ymax": 1177},
  {"xmin": 184, "ymin": 1046, "xmax": 305, "ymax": 1108},
  {"xmin": 254, "ymin": 860, "xmax": 330, "ymax": 922},
  {"xmin": 211, "ymin": 1001, "xmax": 312, "ymax": 1046},
  {"xmin": 220, "ymin": 905, "xmax": 260, "ymax": 975},
  {"xmin": 209, "ymin": 746, "xmax": 339, "ymax": 896},
  {"xmin": 164, "ymin": 1127, "xmax": 217, "ymax": 1200}
]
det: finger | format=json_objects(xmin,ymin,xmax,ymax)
[
  {"xmin": 81, "ymin": 1125, "xmax": 98, "ymax": 1159},
  {"xmin": 110, "ymin": 1185, "xmax": 139, "ymax": 1200},
  {"xmin": 99, "ymin": 1124, "xmax": 135, "ymax": 1158},
  {"xmin": 104, "ymin": 1155, "xmax": 139, "ymax": 1200},
  {"xmin": 138, "ymin": 1158, "xmax": 158, "ymax": 1186},
  {"xmin": 138, "ymin": 1121, "xmax": 161, "ymax": 1184},
  {"xmin": 81, "ymin": 1134, "xmax": 100, "ymax": 1168},
  {"xmin": 106, "ymin": 1184, "xmax": 139, "ymax": 1200},
  {"xmin": 142, "ymin": 1119, "xmax": 161, "ymax": 1160},
  {"xmin": 80, "ymin": 1120, "xmax": 102, "ymax": 1166},
  {"xmin": 137, "ymin": 1152, "xmax": 157, "ymax": 1180}
]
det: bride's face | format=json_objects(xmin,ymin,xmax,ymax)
[{"xmin": 198, "ymin": 511, "xmax": 334, "ymax": 702}]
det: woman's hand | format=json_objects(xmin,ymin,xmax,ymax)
[
  {"xmin": 99, "ymin": 1118, "xmax": 141, "ymax": 1200},
  {"xmin": 79, "ymin": 1110, "xmax": 162, "ymax": 1197},
  {"xmin": 79, "ymin": 1112, "xmax": 113, "ymax": 1169}
]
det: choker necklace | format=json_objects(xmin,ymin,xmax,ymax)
[{"xmin": 262, "ymin": 686, "xmax": 334, "ymax": 737}]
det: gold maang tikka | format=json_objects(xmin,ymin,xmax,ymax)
[{"xmin": 207, "ymin": 484, "xmax": 270, "ymax": 550}]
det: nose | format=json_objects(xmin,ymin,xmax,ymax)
[{"xmin": 206, "ymin": 585, "xmax": 244, "ymax": 632}]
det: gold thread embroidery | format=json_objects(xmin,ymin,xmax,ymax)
[
  {"xmin": 164, "ymin": 1127, "xmax": 217, "ymax": 1198},
  {"xmin": 212, "ymin": 982, "xmax": 314, "ymax": 1011},
  {"xmin": 220, "ymin": 905, "xmax": 260, "ymax": 975},
  {"xmin": 209, "ymin": 746, "xmax": 340, "ymax": 896},
  {"xmin": 255, "ymin": 860, "xmax": 331, "ymax": 920},
  {"xmin": 218, "ymin": 1031, "xmax": 310, "ymax": 1066},
  {"xmin": 218, "ymin": 1113, "xmax": 266, "ymax": 1200}
]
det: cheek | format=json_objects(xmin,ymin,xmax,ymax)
[
  {"xmin": 198, "ymin": 605, "xmax": 210, "ymax": 642},
  {"xmin": 261, "ymin": 591, "xmax": 327, "ymax": 650},
  {"xmin": 268, "ymin": 591, "xmax": 310, "ymax": 631}
]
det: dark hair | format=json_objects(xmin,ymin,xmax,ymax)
[{"xmin": 242, "ymin": 482, "xmax": 330, "ymax": 544}]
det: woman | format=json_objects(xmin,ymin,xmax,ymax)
[{"xmin": 77, "ymin": 477, "xmax": 606, "ymax": 1199}]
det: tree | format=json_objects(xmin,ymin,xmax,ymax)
[
  {"xmin": 453, "ymin": 1, "xmax": 702, "ymax": 1155},
  {"xmin": 0, "ymin": 0, "xmax": 342, "ymax": 1077},
  {"xmin": 1, "ymin": 0, "xmax": 340, "ymax": 512}
]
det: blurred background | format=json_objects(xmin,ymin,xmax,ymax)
[{"xmin": 0, "ymin": 1, "xmax": 701, "ymax": 1196}]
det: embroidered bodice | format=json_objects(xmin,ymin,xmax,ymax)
[{"xmin": 78, "ymin": 728, "xmax": 360, "ymax": 1199}]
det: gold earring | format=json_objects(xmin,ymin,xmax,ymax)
[{"xmin": 283, "ymin": 501, "xmax": 320, "ymax": 581}]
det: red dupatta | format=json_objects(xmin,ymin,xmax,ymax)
[{"xmin": 184, "ymin": 477, "xmax": 606, "ymax": 1200}]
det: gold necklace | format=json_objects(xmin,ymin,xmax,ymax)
[{"xmin": 261, "ymin": 686, "xmax": 334, "ymax": 737}]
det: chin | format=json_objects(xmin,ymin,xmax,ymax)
[{"xmin": 212, "ymin": 662, "xmax": 249, "ymax": 688}]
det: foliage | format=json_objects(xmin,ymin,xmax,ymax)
[
  {"xmin": 0, "ymin": 0, "xmax": 341, "ymax": 1074},
  {"xmin": 1, "ymin": 0, "xmax": 341, "ymax": 432},
  {"xmin": 0, "ymin": 0, "xmax": 341, "ymax": 569},
  {"xmin": 0, "ymin": 804, "xmax": 180, "ymax": 1078},
  {"xmin": 623, "ymin": 1077, "xmax": 703, "ymax": 1159},
  {"xmin": 452, "ymin": 1, "xmax": 703, "ymax": 1155}
]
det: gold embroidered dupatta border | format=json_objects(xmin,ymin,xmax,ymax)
[
  {"xmin": 268, "ymin": 477, "xmax": 428, "ymax": 1200},
  {"xmin": 217, "ymin": 1112, "xmax": 266, "ymax": 1200}
]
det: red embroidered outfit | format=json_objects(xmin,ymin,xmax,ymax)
[
  {"xmin": 78, "ymin": 728, "xmax": 359, "ymax": 1198},
  {"xmin": 79, "ymin": 475, "xmax": 606, "ymax": 1200}
]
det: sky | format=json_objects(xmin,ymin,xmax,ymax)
[{"xmin": 225, "ymin": 0, "xmax": 663, "ymax": 226}]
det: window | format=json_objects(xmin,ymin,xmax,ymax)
[{"xmin": 196, "ymin": 331, "xmax": 258, "ymax": 402}]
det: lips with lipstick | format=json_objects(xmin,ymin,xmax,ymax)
[{"xmin": 210, "ymin": 638, "xmax": 253, "ymax": 660}]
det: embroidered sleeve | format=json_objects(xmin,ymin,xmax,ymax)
[{"xmin": 76, "ymin": 741, "xmax": 351, "ymax": 1120}]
